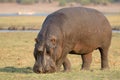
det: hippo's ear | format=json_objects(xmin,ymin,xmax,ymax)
[{"xmin": 35, "ymin": 38, "xmax": 38, "ymax": 43}]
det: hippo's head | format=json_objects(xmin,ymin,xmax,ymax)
[{"xmin": 33, "ymin": 35, "xmax": 62, "ymax": 73}]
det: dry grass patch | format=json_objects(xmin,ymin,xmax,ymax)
[{"xmin": 0, "ymin": 32, "xmax": 120, "ymax": 80}]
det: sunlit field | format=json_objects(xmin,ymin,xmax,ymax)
[
  {"xmin": 106, "ymin": 14, "xmax": 120, "ymax": 30},
  {"xmin": 0, "ymin": 13, "xmax": 120, "ymax": 30},
  {"xmin": 0, "ymin": 16, "xmax": 45, "ymax": 30},
  {"xmin": 0, "ymin": 32, "xmax": 120, "ymax": 80}
]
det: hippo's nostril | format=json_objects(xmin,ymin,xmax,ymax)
[
  {"xmin": 36, "ymin": 69, "xmax": 41, "ymax": 73},
  {"xmin": 33, "ymin": 67, "xmax": 42, "ymax": 74}
]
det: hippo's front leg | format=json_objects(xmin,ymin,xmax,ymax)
[
  {"xmin": 63, "ymin": 57, "xmax": 71, "ymax": 72},
  {"xmin": 56, "ymin": 56, "xmax": 71, "ymax": 72},
  {"xmin": 81, "ymin": 52, "xmax": 92, "ymax": 70}
]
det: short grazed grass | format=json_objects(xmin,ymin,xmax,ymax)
[{"xmin": 0, "ymin": 32, "xmax": 120, "ymax": 80}]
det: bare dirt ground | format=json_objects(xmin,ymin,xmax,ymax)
[{"xmin": 0, "ymin": 2, "xmax": 120, "ymax": 14}]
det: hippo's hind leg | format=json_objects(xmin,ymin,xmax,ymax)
[
  {"xmin": 81, "ymin": 52, "xmax": 92, "ymax": 70},
  {"xmin": 63, "ymin": 57, "xmax": 71, "ymax": 72},
  {"xmin": 99, "ymin": 47, "xmax": 109, "ymax": 70}
]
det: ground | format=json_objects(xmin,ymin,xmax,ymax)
[
  {"xmin": 0, "ymin": 2, "xmax": 120, "ymax": 14},
  {"xmin": 0, "ymin": 32, "xmax": 120, "ymax": 80}
]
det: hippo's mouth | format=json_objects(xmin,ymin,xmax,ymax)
[
  {"xmin": 33, "ymin": 67, "xmax": 56, "ymax": 74},
  {"xmin": 33, "ymin": 60, "xmax": 57, "ymax": 74}
]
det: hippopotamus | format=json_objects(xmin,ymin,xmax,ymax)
[{"xmin": 33, "ymin": 7, "xmax": 112, "ymax": 73}]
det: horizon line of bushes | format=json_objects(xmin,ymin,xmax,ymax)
[{"xmin": 0, "ymin": 0, "xmax": 119, "ymax": 5}]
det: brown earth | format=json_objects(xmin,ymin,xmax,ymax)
[{"xmin": 0, "ymin": 2, "xmax": 120, "ymax": 14}]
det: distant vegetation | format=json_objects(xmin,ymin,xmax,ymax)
[
  {"xmin": 0, "ymin": 0, "xmax": 119, "ymax": 5},
  {"xmin": 0, "ymin": 14, "xmax": 120, "ymax": 30}
]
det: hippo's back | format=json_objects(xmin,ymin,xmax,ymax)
[
  {"xmin": 57, "ymin": 7, "xmax": 111, "ymax": 34},
  {"xmin": 53, "ymin": 7, "xmax": 112, "ymax": 51}
]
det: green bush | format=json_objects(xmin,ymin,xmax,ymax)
[
  {"xmin": 8, "ymin": 0, "xmax": 16, "ymax": 2},
  {"xmin": 91, "ymin": 0, "xmax": 110, "ymax": 5},
  {"xmin": 80, "ymin": 0, "xmax": 91, "ymax": 5},
  {"xmin": 18, "ymin": 0, "xmax": 36, "ymax": 4},
  {"xmin": 0, "ymin": 0, "xmax": 16, "ymax": 2},
  {"xmin": 59, "ymin": 0, "xmax": 66, "ymax": 6}
]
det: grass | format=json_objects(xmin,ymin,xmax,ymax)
[
  {"xmin": 0, "ymin": 13, "xmax": 120, "ymax": 30},
  {"xmin": 0, "ymin": 16, "xmax": 45, "ymax": 30},
  {"xmin": 0, "ymin": 32, "xmax": 120, "ymax": 80},
  {"xmin": 106, "ymin": 14, "xmax": 120, "ymax": 30}
]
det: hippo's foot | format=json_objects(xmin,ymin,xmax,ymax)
[
  {"xmin": 62, "ymin": 69, "xmax": 71, "ymax": 72},
  {"xmin": 101, "ymin": 66, "xmax": 110, "ymax": 70},
  {"xmin": 81, "ymin": 67, "xmax": 90, "ymax": 70}
]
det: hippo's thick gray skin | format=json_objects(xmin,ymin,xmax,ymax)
[{"xmin": 33, "ymin": 7, "xmax": 112, "ymax": 73}]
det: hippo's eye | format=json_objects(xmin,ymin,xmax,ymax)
[
  {"xmin": 50, "ymin": 39, "xmax": 55, "ymax": 42},
  {"xmin": 50, "ymin": 38, "xmax": 56, "ymax": 46}
]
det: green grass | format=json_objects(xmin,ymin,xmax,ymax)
[
  {"xmin": 0, "ymin": 14, "xmax": 120, "ymax": 30},
  {"xmin": 0, "ymin": 32, "xmax": 120, "ymax": 80},
  {"xmin": 106, "ymin": 14, "xmax": 120, "ymax": 30},
  {"xmin": 0, "ymin": 16, "xmax": 45, "ymax": 30}
]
